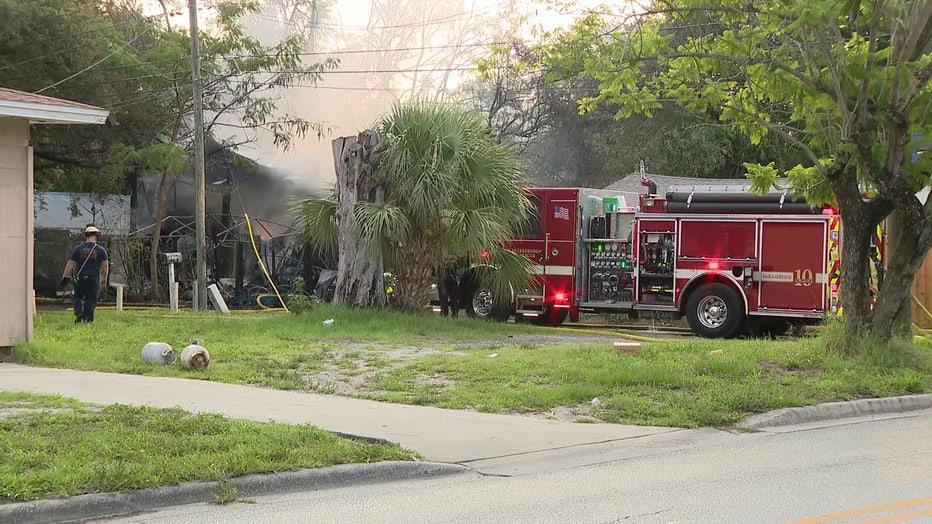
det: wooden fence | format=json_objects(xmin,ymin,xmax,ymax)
[{"xmin": 913, "ymin": 254, "xmax": 932, "ymax": 328}]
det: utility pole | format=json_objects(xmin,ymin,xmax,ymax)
[{"xmin": 189, "ymin": 0, "xmax": 208, "ymax": 310}]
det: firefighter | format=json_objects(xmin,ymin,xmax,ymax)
[
  {"xmin": 439, "ymin": 261, "xmax": 461, "ymax": 318},
  {"xmin": 61, "ymin": 225, "xmax": 109, "ymax": 324}
]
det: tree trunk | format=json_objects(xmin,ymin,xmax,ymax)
[
  {"xmin": 392, "ymin": 233, "xmax": 435, "ymax": 314},
  {"xmin": 836, "ymin": 202, "xmax": 876, "ymax": 335},
  {"xmin": 870, "ymin": 205, "xmax": 932, "ymax": 338},
  {"xmin": 148, "ymin": 170, "xmax": 177, "ymax": 301},
  {"xmin": 333, "ymin": 131, "xmax": 387, "ymax": 308}
]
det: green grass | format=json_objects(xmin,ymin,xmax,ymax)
[
  {"xmin": 366, "ymin": 334, "xmax": 932, "ymax": 427},
  {"xmin": 17, "ymin": 305, "xmax": 553, "ymax": 389},
  {"xmin": 17, "ymin": 308, "xmax": 932, "ymax": 429},
  {"xmin": 0, "ymin": 391, "xmax": 414, "ymax": 502}
]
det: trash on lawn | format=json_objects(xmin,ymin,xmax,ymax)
[
  {"xmin": 141, "ymin": 342, "xmax": 175, "ymax": 364},
  {"xmin": 709, "ymin": 349, "xmax": 724, "ymax": 356},
  {"xmin": 180, "ymin": 344, "xmax": 210, "ymax": 370},
  {"xmin": 488, "ymin": 353, "xmax": 499, "ymax": 358},
  {"xmin": 590, "ymin": 397, "xmax": 602, "ymax": 407},
  {"xmin": 613, "ymin": 341, "xmax": 642, "ymax": 355},
  {"xmin": 322, "ymin": 318, "xmax": 335, "ymax": 326}
]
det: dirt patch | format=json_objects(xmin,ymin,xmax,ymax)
[
  {"xmin": 333, "ymin": 343, "xmax": 466, "ymax": 359},
  {"xmin": 304, "ymin": 370, "xmax": 372, "ymax": 395},
  {"xmin": 507, "ymin": 404, "xmax": 599, "ymax": 423},
  {"xmin": 758, "ymin": 360, "xmax": 824, "ymax": 378},
  {"xmin": 306, "ymin": 340, "xmax": 610, "ymax": 421}
]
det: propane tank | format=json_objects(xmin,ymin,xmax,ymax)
[
  {"xmin": 141, "ymin": 342, "xmax": 176, "ymax": 364},
  {"xmin": 180, "ymin": 344, "xmax": 210, "ymax": 370}
]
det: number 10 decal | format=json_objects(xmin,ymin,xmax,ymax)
[{"xmin": 794, "ymin": 268, "xmax": 814, "ymax": 287}]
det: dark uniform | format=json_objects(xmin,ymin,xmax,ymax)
[{"xmin": 68, "ymin": 241, "xmax": 108, "ymax": 323}]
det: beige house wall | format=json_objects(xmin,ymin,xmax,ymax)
[{"xmin": 0, "ymin": 117, "xmax": 32, "ymax": 347}]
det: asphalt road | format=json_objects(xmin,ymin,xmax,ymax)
[{"xmin": 107, "ymin": 409, "xmax": 932, "ymax": 524}]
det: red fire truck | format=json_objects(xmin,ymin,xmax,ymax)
[{"xmin": 461, "ymin": 182, "xmax": 838, "ymax": 338}]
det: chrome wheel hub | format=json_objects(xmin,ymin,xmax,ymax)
[
  {"xmin": 697, "ymin": 296, "xmax": 727, "ymax": 329},
  {"xmin": 473, "ymin": 289, "xmax": 493, "ymax": 317}
]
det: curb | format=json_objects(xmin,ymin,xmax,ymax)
[
  {"xmin": 0, "ymin": 461, "xmax": 469, "ymax": 524},
  {"xmin": 738, "ymin": 393, "xmax": 932, "ymax": 429}
]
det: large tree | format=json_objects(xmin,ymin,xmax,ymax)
[
  {"xmin": 538, "ymin": 1, "xmax": 930, "ymax": 339},
  {"xmin": 296, "ymin": 102, "xmax": 534, "ymax": 313},
  {"xmin": 0, "ymin": 0, "xmax": 336, "ymax": 300},
  {"xmin": 463, "ymin": 22, "xmax": 808, "ymax": 188},
  {"xmin": 0, "ymin": 0, "xmax": 174, "ymax": 193}
]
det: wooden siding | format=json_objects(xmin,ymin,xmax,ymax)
[
  {"xmin": 0, "ymin": 118, "xmax": 31, "ymax": 347},
  {"xmin": 913, "ymin": 252, "xmax": 932, "ymax": 328}
]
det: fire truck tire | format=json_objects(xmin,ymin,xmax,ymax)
[
  {"xmin": 533, "ymin": 307, "xmax": 568, "ymax": 327},
  {"xmin": 685, "ymin": 283, "xmax": 745, "ymax": 339},
  {"xmin": 463, "ymin": 284, "xmax": 511, "ymax": 322}
]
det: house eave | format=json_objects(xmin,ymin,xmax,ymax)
[{"xmin": 0, "ymin": 100, "xmax": 109, "ymax": 125}]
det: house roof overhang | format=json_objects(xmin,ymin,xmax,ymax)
[{"xmin": 0, "ymin": 87, "xmax": 109, "ymax": 125}]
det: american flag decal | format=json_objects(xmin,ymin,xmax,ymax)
[{"xmin": 554, "ymin": 205, "xmax": 570, "ymax": 220}]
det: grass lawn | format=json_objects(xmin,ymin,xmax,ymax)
[
  {"xmin": 16, "ymin": 307, "xmax": 932, "ymax": 428},
  {"xmin": 0, "ymin": 391, "xmax": 414, "ymax": 502}
]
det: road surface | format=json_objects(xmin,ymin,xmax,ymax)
[{"xmin": 108, "ymin": 410, "xmax": 932, "ymax": 523}]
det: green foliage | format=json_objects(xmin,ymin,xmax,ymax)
[
  {"xmin": 376, "ymin": 101, "xmax": 532, "ymax": 259},
  {"xmin": 293, "ymin": 193, "xmax": 339, "ymax": 257},
  {"xmin": 285, "ymin": 277, "xmax": 318, "ymax": 314},
  {"xmin": 297, "ymin": 102, "xmax": 535, "ymax": 311},
  {"xmin": 537, "ymin": 0, "xmax": 930, "ymax": 198},
  {"xmin": 0, "ymin": 0, "xmax": 336, "ymax": 194},
  {"xmin": 0, "ymin": 391, "xmax": 413, "ymax": 501}
]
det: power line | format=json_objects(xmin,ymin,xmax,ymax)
[
  {"xmin": 34, "ymin": 29, "xmax": 153, "ymax": 94},
  {"xmin": 251, "ymin": 0, "xmax": 516, "ymax": 32},
  {"xmin": 0, "ymin": 11, "xmax": 172, "ymax": 73},
  {"xmin": 229, "ymin": 41, "xmax": 514, "ymax": 59}
]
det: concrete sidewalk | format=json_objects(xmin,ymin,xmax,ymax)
[{"xmin": 0, "ymin": 364, "xmax": 676, "ymax": 463}]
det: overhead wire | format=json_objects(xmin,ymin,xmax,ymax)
[{"xmin": 34, "ymin": 28, "xmax": 153, "ymax": 94}]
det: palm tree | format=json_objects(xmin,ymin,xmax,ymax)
[{"xmin": 296, "ymin": 101, "xmax": 534, "ymax": 314}]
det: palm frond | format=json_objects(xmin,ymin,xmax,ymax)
[
  {"xmin": 481, "ymin": 245, "xmax": 536, "ymax": 299},
  {"xmin": 354, "ymin": 201, "xmax": 410, "ymax": 259},
  {"xmin": 291, "ymin": 195, "xmax": 338, "ymax": 256},
  {"xmin": 373, "ymin": 100, "xmax": 535, "ymax": 300}
]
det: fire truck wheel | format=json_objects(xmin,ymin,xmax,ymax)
[
  {"xmin": 532, "ymin": 307, "xmax": 568, "ymax": 327},
  {"xmin": 463, "ymin": 285, "xmax": 511, "ymax": 322},
  {"xmin": 685, "ymin": 283, "xmax": 745, "ymax": 338}
]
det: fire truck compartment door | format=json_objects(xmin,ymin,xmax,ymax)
[{"xmin": 758, "ymin": 221, "xmax": 827, "ymax": 312}]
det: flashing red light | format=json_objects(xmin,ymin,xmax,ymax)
[
  {"xmin": 480, "ymin": 249, "xmax": 491, "ymax": 259},
  {"xmin": 554, "ymin": 292, "xmax": 566, "ymax": 302},
  {"xmin": 707, "ymin": 260, "xmax": 720, "ymax": 270}
]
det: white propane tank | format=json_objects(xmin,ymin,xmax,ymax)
[{"xmin": 141, "ymin": 342, "xmax": 176, "ymax": 364}]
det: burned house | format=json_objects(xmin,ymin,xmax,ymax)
[{"xmin": 132, "ymin": 139, "xmax": 311, "ymax": 301}]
